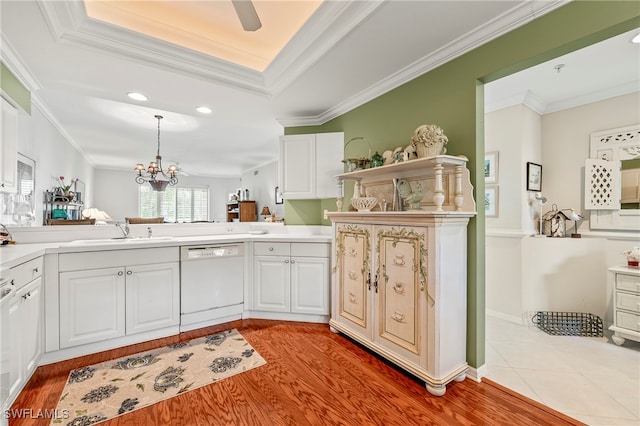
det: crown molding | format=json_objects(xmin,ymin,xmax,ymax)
[
  {"xmin": 485, "ymin": 90, "xmax": 547, "ymax": 115},
  {"xmin": 544, "ymin": 82, "xmax": 639, "ymax": 115},
  {"xmin": 264, "ymin": 0, "xmax": 385, "ymax": 95},
  {"xmin": 31, "ymin": 94, "xmax": 96, "ymax": 168},
  {"xmin": 37, "ymin": 0, "xmax": 270, "ymax": 97},
  {"xmin": 278, "ymin": 0, "xmax": 569, "ymax": 127},
  {"xmin": 0, "ymin": 34, "xmax": 42, "ymax": 93}
]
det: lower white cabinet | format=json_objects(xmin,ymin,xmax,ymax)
[
  {"xmin": 2, "ymin": 256, "xmax": 44, "ymax": 412},
  {"xmin": 60, "ymin": 267, "xmax": 126, "ymax": 348},
  {"xmin": 609, "ymin": 265, "xmax": 640, "ymax": 346},
  {"xmin": 253, "ymin": 242, "xmax": 330, "ymax": 317},
  {"xmin": 58, "ymin": 248, "xmax": 179, "ymax": 349}
]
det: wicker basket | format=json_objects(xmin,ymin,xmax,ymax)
[{"xmin": 532, "ymin": 311, "xmax": 603, "ymax": 337}]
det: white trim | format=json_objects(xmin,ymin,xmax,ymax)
[
  {"xmin": 278, "ymin": 0, "xmax": 568, "ymax": 126},
  {"xmin": 35, "ymin": 0, "xmax": 567, "ymax": 125},
  {"xmin": 40, "ymin": 326, "xmax": 180, "ymax": 365},
  {"xmin": 466, "ymin": 364, "xmax": 487, "ymax": 383},
  {"xmin": 0, "ymin": 34, "xmax": 42, "ymax": 93},
  {"xmin": 486, "ymin": 309, "xmax": 525, "ymax": 325},
  {"xmin": 485, "ymin": 229, "xmax": 531, "ymax": 238},
  {"xmin": 265, "ymin": 1, "xmax": 385, "ymax": 95}
]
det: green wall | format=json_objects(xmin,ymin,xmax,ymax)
[
  {"xmin": 0, "ymin": 62, "xmax": 31, "ymax": 114},
  {"xmin": 285, "ymin": 1, "xmax": 640, "ymax": 368}
]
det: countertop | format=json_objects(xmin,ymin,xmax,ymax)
[{"xmin": 0, "ymin": 233, "xmax": 331, "ymax": 270}]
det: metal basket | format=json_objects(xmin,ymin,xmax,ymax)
[{"xmin": 532, "ymin": 311, "xmax": 603, "ymax": 337}]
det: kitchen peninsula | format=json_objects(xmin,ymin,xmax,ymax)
[{"xmin": 0, "ymin": 223, "xmax": 331, "ymax": 412}]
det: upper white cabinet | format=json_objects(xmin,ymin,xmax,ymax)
[
  {"xmin": 1, "ymin": 96, "xmax": 18, "ymax": 193},
  {"xmin": 279, "ymin": 132, "xmax": 343, "ymax": 199}
]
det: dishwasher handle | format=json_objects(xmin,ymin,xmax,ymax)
[{"xmin": 181, "ymin": 245, "xmax": 243, "ymax": 260}]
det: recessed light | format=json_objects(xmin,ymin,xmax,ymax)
[
  {"xmin": 632, "ymin": 33, "xmax": 640, "ymax": 44},
  {"xmin": 196, "ymin": 106, "xmax": 212, "ymax": 114},
  {"xmin": 127, "ymin": 92, "xmax": 148, "ymax": 101}
]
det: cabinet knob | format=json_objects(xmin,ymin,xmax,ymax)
[
  {"xmin": 291, "ymin": 259, "xmax": 295, "ymax": 264},
  {"xmin": 117, "ymin": 271, "xmax": 124, "ymax": 276},
  {"xmin": 126, "ymin": 270, "xmax": 132, "ymax": 275},
  {"xmin": 284, "ymin": 259, "xmax": 289, "ymax": 263},
  {"xmin": 33, "ymin": 267, "xmax": 38, "ymax": 273},
  {"xmin": 268, "ymin": 247, "xmax": 274, "ymax": 251}
]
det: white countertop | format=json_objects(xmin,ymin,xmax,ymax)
[{"xmin": 0, "ymin": 232, "xmax": 331, "ymax": 269}]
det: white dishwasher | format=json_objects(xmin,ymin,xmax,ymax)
[{"xmin": 180, "ymin": 244, "xmax": 244, "ymax": 330}]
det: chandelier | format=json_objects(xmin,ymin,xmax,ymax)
[{"xmin": 134, "ymin": 115, "xmax": 178, "ymax": 191}]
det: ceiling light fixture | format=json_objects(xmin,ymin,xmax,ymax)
[
  {"xmin": 196, "ymin": 106, "xmax": 212, "ymax": 114},
  {"xmin": 127, "ymin": 92, "xmax": 148, "ymax": 101},
  {"xmin": 134, "ymin": 115, "xmax": 178, "ymax": 191}
]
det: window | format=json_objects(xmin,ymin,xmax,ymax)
[{"xmin": 139, "ymin": 186, "xmax": 209, "ymax": 222}]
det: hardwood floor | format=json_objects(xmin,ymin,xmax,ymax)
[{"xmin": 10, "ymin": 320, "xmax": 584, "ymax": 425}]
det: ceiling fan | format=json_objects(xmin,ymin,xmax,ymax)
[{"xmin": 231, "ymin": 0, "xmax": 262, "ymax": 32}]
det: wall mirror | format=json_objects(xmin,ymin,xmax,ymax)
[{"xmin": 587, "ymin": 124, "xmax": 640, "ymax": 231}]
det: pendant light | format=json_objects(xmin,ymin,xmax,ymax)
[{"xmin": 134, "ymin": 115, "xmax": 178, "ymax": 191}]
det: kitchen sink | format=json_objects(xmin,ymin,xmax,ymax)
[{"xmin": 63, "ymin": 236, "xmax": 176, "ymax": 246}]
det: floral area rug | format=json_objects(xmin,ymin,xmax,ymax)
[{"xmin": 51, "ymin": 329, "xmax": 266, "ymax": 425}]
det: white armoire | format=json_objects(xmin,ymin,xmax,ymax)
[{"xmin": 328, "ymin": 155, "xmax": 476, "ymax": 396}]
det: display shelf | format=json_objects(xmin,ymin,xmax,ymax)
[
  {"xmin": 43, "ymin": 190, "xmax": 84, "ymax": 225},
  {"xmin": 336, "ymin": 154, "xmax": 475, "ymax": 213}
]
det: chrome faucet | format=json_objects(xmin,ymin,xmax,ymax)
[
  {"xmin": 115, "ymin": 222, "xmax": 130, "ymax": 238},
  {"xmin": 147, "ymin": 226, "xmax": 152, "ymax": 238}
]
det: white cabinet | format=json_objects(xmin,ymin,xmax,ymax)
[
  {"xmin": 0, "ymin": 96, "xmax": 18, "ymax": 193},
  {"xmin": 59, "ymin": 267, "xmax": 126, "ymax": 348},
  {"xmin": 609, "ymin": 266, "xmax": 640, "ymax": 346},
  {"xmin": 2, "ymin": 256, "xmax": 44, "ymax": 411},
  {"xmin": 328, "ymin": 155, "xmax": 475, "ymax": 396},
  {"xmin": 58, "ymin": 248, "xmax": 179, "ymax": 349},
  {"xmin": 253, "ymin": 242, "xmax": 330, "ymax": 318},
  {"xmin": 126, "ymin": 263, "xmax": 180, "ymax": 335},
  {"xmin": 279, "ymin": 132, "xmax": 343, "ymax": 199}
]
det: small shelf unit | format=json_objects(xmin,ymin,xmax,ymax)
[
  {"xmin": 227, "ymin": 200, "xmax": 257, "ymax": 222},
  {"xmin": 43, "ymin": 190, "xmax": 84, "ymax": 225}
]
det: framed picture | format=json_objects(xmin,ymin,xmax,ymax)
[
  {"xmin": 275, "ymin": 186, "xmax": 283, "ymax": 204},
  {"xmin": 484, "ymin": 151, "xmax": 499, "ymax": 184},
  {"xmin": 485, "ymin": 185, "xmax": 499, "ymax": 217},
  {"xmin": 526, "ymin": 162, "xmax": 542, "ymax": 191}
]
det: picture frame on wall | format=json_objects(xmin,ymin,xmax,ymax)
[
  {"xmin": 275, "ymin": 186, "xmax": 283, "ymax": 204},
  {"xmin": 526, "ymin": 162, "xmax": 542, "ymax": 191},
  {"xmin": 484, "ymin": 151, "xmax": 499, "ymax": 184},
  {"xmin": 485, "ymin": 185, "xmax": 499, "ymax": 217}
]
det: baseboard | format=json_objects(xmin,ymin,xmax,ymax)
[
  {"xmin": 486, "ymin": 309, "xmax": 525, "ymax": 325},
  {"xmin": 466, "ymin": 364, "xmax": 487, "ymax": 382}
]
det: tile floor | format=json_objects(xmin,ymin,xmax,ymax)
[{"xmin": 485, "ymin": 315, "xmax": 640, "ymax": 426}]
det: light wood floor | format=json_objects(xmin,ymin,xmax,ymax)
[{"xmin": 10, "ymin": 320, "xmax": 585, "ymax": 425}]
